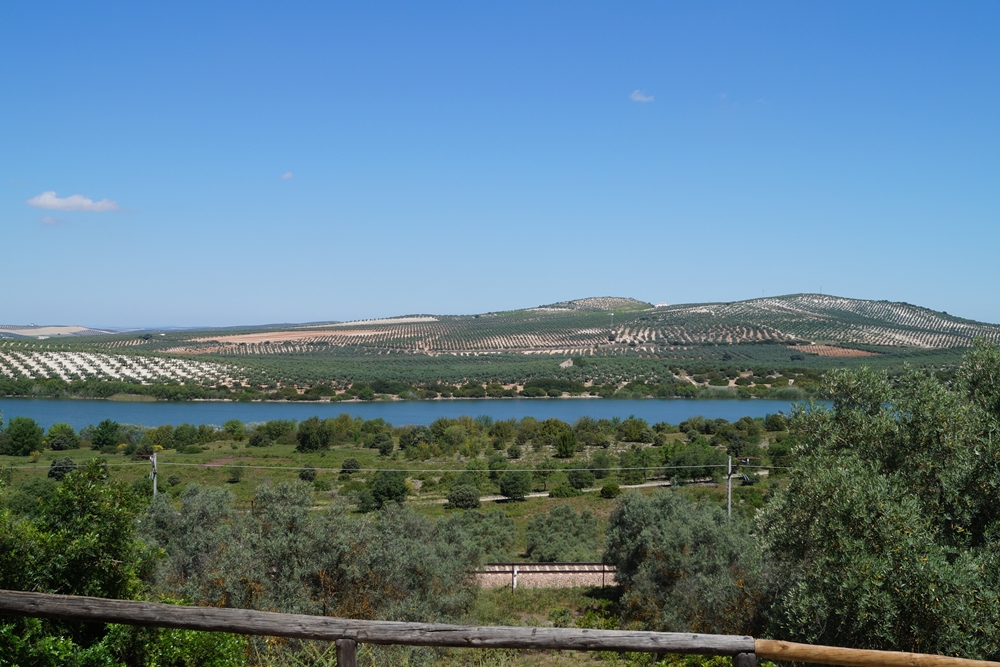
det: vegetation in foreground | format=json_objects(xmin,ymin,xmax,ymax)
[{"xmin": 2, "ymin": 340, "xmax": 1000, "ymax": 665}]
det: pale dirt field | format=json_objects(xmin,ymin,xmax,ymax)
[
  {"xmin": 192, "ymin": 330, "xmax": 391, "ymax": 344},
  {"xmin": 789, "ymin": 345, "xmax": 879, "ymax": 357}
]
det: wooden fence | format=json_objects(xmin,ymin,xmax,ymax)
[{"xmin": 2, "ymin": 589, "xmax": 999, "ymax": 667}]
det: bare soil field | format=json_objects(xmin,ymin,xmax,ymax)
[
  {"xmin": 790, "ymin": 345, "xmax": 879, "ymax": 357},
  {"xmin": 192, "ymin": 329, "xmax": 391, "ymax": 344}
]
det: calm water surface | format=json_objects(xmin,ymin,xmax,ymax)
[{"xmin": 0, "ymin": 397, "xmax": 822, "ymax": 430}]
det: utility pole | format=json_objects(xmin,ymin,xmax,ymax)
[
  {"xmin": 727, "ymin": 456, "xmax": 732, "ymax": 520},
  {"xmin": 150, "ymin": 452, "xmax": 158, "ymax": 498}
]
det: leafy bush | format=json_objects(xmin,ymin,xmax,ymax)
[
  {"xmin": 600, "ymin": 482, "xmax": 621, "ymax": 499},
  {"xmin": 548, "ymin": 483, "xmax": 580, "ymax": 498},
  {"xmin": 298, "ymin": 465, "xmax": 317, "ymax": 482},
  {"xmin": 341, "ymin": 458, "xmax": 360, "ymax": 474},
  {"xmin": 506, "ymin": 443, "xmax": 521, "ymax": 459},
  {"xmin": 525, "ymin": 505, "xmax": 599, "ymax": 562},
  {"xmin": 605, "ymin": 491, "xmax": 762, "ymax": 635},
  {"xmin": 47, "ymin": 457, "xmax": 77, "ymax": 481},
  {"xmin": 247, "ymin": 432, "xmax": 271, "ymax": 447},
  {"xmin": 447, "ymin": 484, "xmax": 481, "ymax": 509},
  {"xmin": 142, "ymin": 485, "xmax": 481, "ymax": 629}
]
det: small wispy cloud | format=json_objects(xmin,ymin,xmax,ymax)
[
  {"xmin": 630, "ymin": 90, "xmax": 654, "ymax": 103},
  {"xmin": 281, "ymin": 172, "xmax": 293, "ymax": 180},
  {"xmin": 719, "ymin": 93, "xmax": 728, "ymax": 99},
  {"xmin": 39, "ymin": 216, "xmax": 69, "ymax": 227},
  {"xmin": 26, "ymin": 191, "xmax": 120, "ymax": 212}
]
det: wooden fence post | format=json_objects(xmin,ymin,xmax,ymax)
[
  {"xmin": 337, "ymin": 638, "xmax": 358, "ymax": 667},
  {"xmin": 734, "ymin": 652, "xmax": 757, "ymax": 667}
]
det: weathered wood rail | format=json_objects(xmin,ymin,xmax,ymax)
[{"xmin": 2, "ymin": 589, "xmax": 998, "ymax": 667}]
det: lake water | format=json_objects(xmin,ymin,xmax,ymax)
[{"xmin": 0, "ymin": 397, "xmax": 821, "ymax": 430}]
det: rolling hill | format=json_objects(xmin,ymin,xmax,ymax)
[{"xmin": 1, "ymin": 294, "xmax": 997, "ymax": 387}]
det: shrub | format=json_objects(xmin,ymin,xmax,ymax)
[
  {"xmin": 605, "ymin": 491, "xmax": 762, "ymax": 635},
  {"xmin": 498, "ymin": 471, "xmax": 532, "ymax": 501},
  {"xmin": 298, "ymin": 465, "xmax": 317, "ymax": 482},
  {"xmin": 341, "ymin": 458, "xmax": 360, "ymax": 474},
  {"xmin": 764, "ymin": 413, "xmax": 787, "ymax": 431},
  {"xmin": 247, "ymin": 431, "xmax": 271, "ymax": 447},
  {"xmin": 600, "ymin": 482, "xmax": 622, "ymax": 499},
  {"xmin": 47, "ymin": 457, "xmax": 77, "ymax": 481},
  {"xmin": 447, "ymin": 484, "xmax": 481, "ymax": 509},
  {"xmin": 181, "ymin": 445, "xmax": 203, "ymax": 454},
  {"xmin": 506, "ymin": 444, "xmax": 521, "ymax": 459},
  {"xmin": 313, "ymin": 479, "xmax": 332, "ymax": 492},
  {"xmin": 525, "ymin": 505, "xmax": 599, "ymax": 562},
  {"xmin": 548, "ymin": 483, "xmax": 581, "ymax": 498},
  {"xmin": 438, "ymin": 509, "xmax": 516, "ymax": 562}
]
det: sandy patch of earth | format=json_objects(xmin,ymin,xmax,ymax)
[
  {"xmin": 789, "ymin": 345, "xmax": 878, "ymax": 357},
  {"xmin": 191, "ymin": 330, "xmax": 390, "ymax": 344}
]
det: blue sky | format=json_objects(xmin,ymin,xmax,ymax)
[{"xmin": 2, "ymin": 2, "xmax": 998, "ymax": 326}]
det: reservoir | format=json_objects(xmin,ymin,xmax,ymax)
[{"xmin": 0, "ymin": 397, "xmax": 821, "ymax": 430}]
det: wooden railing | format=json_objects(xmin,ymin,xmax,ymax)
[{"xmin": 2, "ymin": 590, "xmax": 998, "ymax": 667}]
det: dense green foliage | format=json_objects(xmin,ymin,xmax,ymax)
[
  {"xmin": 525, "ymin": 505, "xmax": 600, "ymax": 562},
  {"xmin": 600, "ymin": 341, "xmax": 1000, "ymax": 660}
]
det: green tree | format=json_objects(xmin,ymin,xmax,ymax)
[
  {"xmin": 499, "ymin": 470, "xmax": 532, "ymax": 501},
  {"xmin": 298, "ymin": 465, "xmax": 317, "ymax": 482},
  {"xmin": 90, "ymin": 418, "xmax": 120, "ymax": 451},
  {"xmin": 3, "ymin": 416, "xmax": 44, "ymax": 456},
  {"xmin": 296, "ymin": 416, "xmax": 330, "ymax": 452},
  {"xmin": 759, "ymin": 346, "xmax": 1000, "ymax": 657},
  {"xmin": 369, "ymin": 470, "xmax": 408, "ymax": 509},
  {"xmin": 0, "ymin": 460, "xmax": 153, "ymax": 658},
  {"xmin": 534, "ymin": 457, "xmax": 557, "ymax": 490},
  {"xmin": 223, "ymin": 419, "xmax": 245, "ymax": 441},
  {"xmin": 45, "ymin": 423, "xmax": 80, "ymax": 451},
  {"xmin": 555, "ymin": 431, "xmax": 577, "ymax": 458},
  {"xmin": 371, "ymin": 431, "xmax": 394, "ymax": 456},
  {"xmin": 487, "ymin": 452, "xmax": 508, "ymax": 481}
]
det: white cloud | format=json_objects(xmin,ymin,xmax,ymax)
[
  {"xmin": 39, "ymin": 216, "xmax": 69, "ymax": 227},
  {"xmin": 630, "ymin": 90, "xmax": 654, "ymax": 103},
  {"xmin": 26, "ymin": 191, "xmax": 120, "ymax": 212},
  {"xmin": 281, "ymin": 172, "xmax": 293, "ymax": 180}
]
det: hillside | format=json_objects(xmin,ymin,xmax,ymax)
[
  {"xmin": 1, "ymin": 294, "xmax": 997, "ymax": 388},
  {"xmin": 147, "ymin": 293, "xmax": 1000, "ymax": 357}
]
